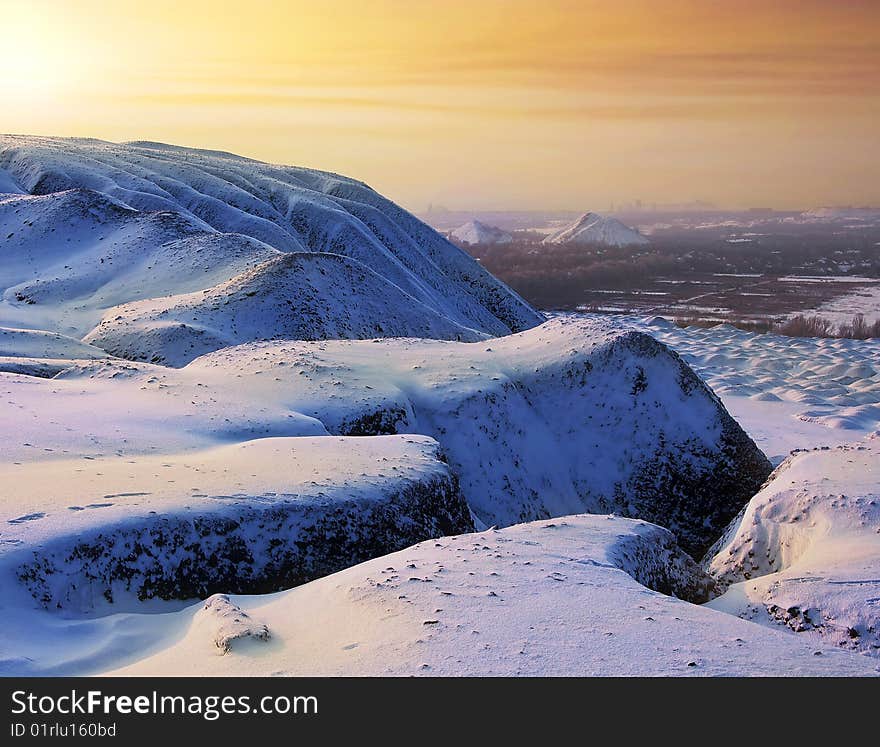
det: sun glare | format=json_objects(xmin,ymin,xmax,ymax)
[{"xmin": 0, "ymin": 5, "xmax": 83, "ymax": 104}]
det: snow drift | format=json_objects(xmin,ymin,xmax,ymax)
[{"xmin": 705, "ymin": 439, "xmax": 880, "ymax": 655}]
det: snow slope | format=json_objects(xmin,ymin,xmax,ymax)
[
  {"xmin": 450, "ymin": 220, "xmax": 513, "ymax": 246},
  {"xmin": 84, "ymin": 252, "xmax": 487, "ymax": 366},
  {"xmin": 8, "ymin": 516, "xmax": 872, "ymax": 677},
  {"xmin": 0, "ymin": 136, "xmax": 542, "ymax": 344},
  {"xmin": 705, "ymin": 440, "xmax": 880, "ymax": 655},
  {"xmin": 543, "ymin": 212, "xmax": 649, "ymax": 247},
  {"xmin": 1, "ymin": 317, "xmax": 771, "ymax": 557},
  {"xmin": 0, "ymin": 327, "xmax": 109, "ymax": 360}
]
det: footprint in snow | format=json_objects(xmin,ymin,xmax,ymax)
[{"xmin": 8, "ymin": 512, "xmax": 46, "ymax": 524}]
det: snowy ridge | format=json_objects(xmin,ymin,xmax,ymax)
[
  {"xmin": 84, "ymin": 252, "xmax": 488, "ymax": 366},
  {"xmin": 450, "ymin": 220, "xmax": 513, "ymax": 246},
  {"xmin": 0, "ymin": 135, "xmax": 542, "ymax": 345},
  {"xmin": 543, "ymin": 212, "xmax": 649, "ymax": 247}
]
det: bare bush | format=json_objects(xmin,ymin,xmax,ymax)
[
  {"xmin": 777, "ymin": 315, "xmax": 836, "ymax": 337},
  {"xmin": 838, "ymin": 314, "xmax": 874, "ymax": 340},
  {"xmin": 672, "ymin": 313, "xmax": 879, "ymax": 339}
]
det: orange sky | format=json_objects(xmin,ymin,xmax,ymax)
[{"xmin": 3, "ymin": 0, "xmax": 879, "ymax": 210}]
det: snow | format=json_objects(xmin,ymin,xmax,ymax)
[
  {"xmin": 0, "ymin": 436, "xmax": 471, "ymax": 616},
  {"xmin": 1, "ymin": 135, "xmax": 877, "ymax": 677},
  {"xmin": 450, "ymin": 220, "xmax": 513, "ymax": 246},
  {"xmin": 543, "ymin": 212, "xmax": 649, "ymax": 247},
  {"xmin": 778, "ymin": 275, "xmax": 880, "ymax": 283},
  {"xmin": 83, "ymin": 252, "xmax": 489, "ymax": 366},
  {"xmin": 0, "ymin": 326, "xmax": 109, "ymax": 360},
  {"xmin": 22, "ymin": 516, "xmax": 873, "ymax": 676},
  {"xmin": 1, "ymin": 316, "xmax": 770, "ymax": 557},
  {"xmin": 0, "ymin": 313, "xmax": 875, "ymax": 676},
  {"xmin": 561, "ymin": 314, "xmax": 880, "ymax": 464},
  {"xmin": 705, "ymin": 440, "xmax": 880, "ymax": 655},
  {"xmin": 0, "ymin": 135, "xmax": 542, "ymax": 342},
  {"xmin": 803, "ymin": 284, "xmax": 880, "ymax": 326}
]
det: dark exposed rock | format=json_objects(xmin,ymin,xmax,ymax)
[
  {"xmin": 209, "ymin": 317, "xmax": 771, "ymax": 558},
  {"xmin": 13, "ymin": 462, "xmax": 473, "ymax": 612}
]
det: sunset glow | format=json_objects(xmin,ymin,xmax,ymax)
[{"xmin": 3, "ymin": 0, "xmax": 879, "ymax": 209}]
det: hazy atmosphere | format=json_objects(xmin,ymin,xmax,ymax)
[{"xmin": 4, "ymin": 0, "xmax": 879, "ymax": 210}]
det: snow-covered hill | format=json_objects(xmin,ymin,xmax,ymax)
[
  {"xmin": 1, "ymin": 316, "xmax": 771, "ymax": 557},
  {"xmin": 705, "ymin": 439, "xmax": 880, "ymax": 655},
  {"xmin": 0, "ymin": 136, "xmax": 542, "ymax": 346},
  {"xmin": 450, "ymin": 220, "xmax": 513, "ymax": 246},
  {"xmin": 543, "ymin": 212, "xmax": 649, "ymax": 247}
]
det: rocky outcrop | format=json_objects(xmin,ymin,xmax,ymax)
[
  {"xmin": 3, "ymin": 437, "xmax": 474, "ymax": 612},
  {"xmin": 188, "ymin": 315, "xmax": 772, "ymax": 557},
  {"xmin": 197, "ymin": 594, "xmax": 271, "ymax": 654}
]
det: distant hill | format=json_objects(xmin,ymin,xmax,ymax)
[
  {"xmin": 450, "ymin": 219, "xmax": 513, "ymax": 246},
  {"xmin": 543, "ymin": 212, "xmax": 649, "ymax": 247}
]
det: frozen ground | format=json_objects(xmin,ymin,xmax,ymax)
[{"xmin": 809, "ymin": 281, "xmax": 880, "ymax": 326}]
